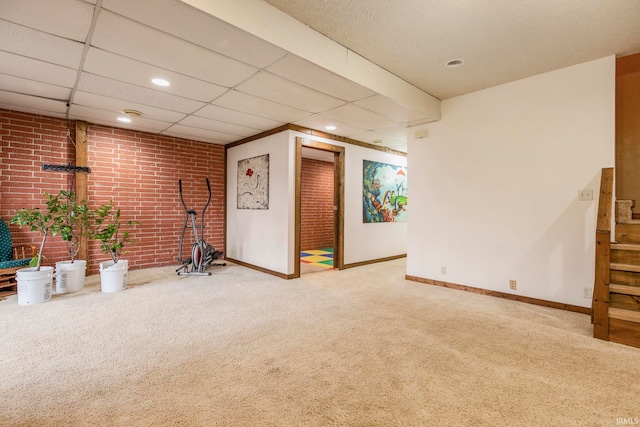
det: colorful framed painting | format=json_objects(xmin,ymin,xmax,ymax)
[
  {"xmin": 237, "ymin": 154, "xmax": 269, "ymax": 210},
  {"xmin": 363, "ymin": 160, "xmax": 407, "ymax": 222}
]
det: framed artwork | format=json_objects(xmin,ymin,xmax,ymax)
[
  {"xmin": 363, "ymin": 160, "xmax": 407, "ymax": 222},
  {"xmin": 237, "ymin": 154, "xmax": 269, "ymax": 210}
]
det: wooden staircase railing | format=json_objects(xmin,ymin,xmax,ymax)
[{"xmin": 592, "ymin": 167, "xmax": 613, "ymax": 340}]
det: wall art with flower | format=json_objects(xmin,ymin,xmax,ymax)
[{"xmin": 237, "ymin": 154, "xmax": 270, "ymax": 210}]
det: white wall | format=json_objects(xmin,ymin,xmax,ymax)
[
  {"xmin": 289, "ymin": 131, "xmax": 407, "ymax": 265},
  {"xmin": 407, "ymin": 56, "xmax": 615, "ymax": 308},
  {"xmin": 226, "ymin": 132, "xmax": 294, "ymax": 274}
]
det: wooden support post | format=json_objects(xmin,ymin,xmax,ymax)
[
  {"xmin": 75, "ymin": 121, "xmax": 89, "ymax": 262},
  {"xmin": 593, "ymin": 230, "xmax": 610, "ymax": 340}
]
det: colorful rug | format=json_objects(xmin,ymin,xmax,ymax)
[{"xmin": 300, "ymin": 248, "xmax": 333, "ymax": 270}]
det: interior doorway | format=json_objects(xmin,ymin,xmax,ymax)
[{"xmin": 295, "ymin": 138, "xmax": 344, "ymax": 277}]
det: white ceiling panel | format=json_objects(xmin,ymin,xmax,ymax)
[
  {"xmin": 319, "ymin": 104, "xmax": 399, "ymax": 131},
  {"xmin": 83, "ymin": 48, "xmax": 228, "ymax": 103},
  {"xmin": 213, "ymin": 90, "xmax": 312, "ymax": 123},
  {"xmin": 0, "ymin": 19, "xmax": 84, "ymax": 68},
  {"xmin": 293, "ymin": 114, "xmax": 366, "ymax": 138},
  {"xmin": 267, "ymin": 54, "xmax": 376, "ymax": 102},
  {"xmin": 194, "ymin": 104, "xmax": 283, "ymax": 131},
  {"xmin": 236, "ymin": 71, "xmax": 346, "ymax": 113},
  {"xmin": 162, "ymin": 124, "xmax": 238, "ymax": 144},
  {"xmin": 73, "ymin": 91, "xmax": 187, "ymax": 123},
  {"xmin": 178, "ymin": 115, "xmax": 261, "ymax": 138},
  {"xmin": 102, "ymin": 0, "xmax": 287, "ymax": 69},
  {"xmin": 354, "ymin": 94, "xmax": 433, "ymax": 124},
  {"xmin": 0, "ymin": 51, "xmax": 77, "ymax": 88},
  {"xmin": 69, "ymin": 104, "xmax": 172, "ymax": 132},
  {"xmin": 91, "ymin": 11, "xmax": 259, "ymax": 88},
  {"xmin": 76, "ymin": 73, "xmax": 205, "ymax": 114},
  {"xmin": 0, "ymin": 0, "xmax": 94, "ymax": 42},
  {"xmin": 0, "ymin": 74, "xmax": 71, "ymax": 101},
  {"xmin": 0, "ymin": 90, "xmax": 68, "ymax": 115},
  {"xmin": 0, "ymin": 102, "xmax": 66, "ymax": 119}
]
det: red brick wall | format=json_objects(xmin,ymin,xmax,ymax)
[
  {"xmin": 300, "ymin": 158, "xmax": 334, "ymax": 251},
  {"xmin": 1, "ymin": 109, "xmax": 225, "ymax": 274}
]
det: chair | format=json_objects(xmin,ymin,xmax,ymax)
[{"xmin": 0, "ymin": 219, "xmax": 37, "ymax": 298}]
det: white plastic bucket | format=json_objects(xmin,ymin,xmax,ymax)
[
  {"xmin": 17, "ymin": 266, "xmax": 54, "ymax": 305},
  {"xmin": 99, "ymin": 260, "xmax": 128, "ymax": 293},
  {"xmin": 55, "ymin": 260, "xmax": 87, "ymax": 294}
]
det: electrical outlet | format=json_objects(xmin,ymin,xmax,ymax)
[
  {"xmin": 509, "ymin": 280, "xmax": 517, "ymax": 290},
  {"xmin": 583, "ymin": 287, "xmax": 593, "ymax": 298},
  {"xmin": 441, "ymin": 266, "xmax": 447, "ymax": 275},
  {"xmin": 578, "ymin": 189, "xmax": 593, "ymax": 201}
]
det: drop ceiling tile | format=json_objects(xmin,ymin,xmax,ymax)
[
  {"xmin": 0, "ymin": 102, "xmax": 66, "ymax": 119},
  {"xmin": 354, "ymin": 94, "xmax": 432, "ymax": 124},
  {"xmin": 293, "ymin": 114, "xmax": 367, "ymax": 138},
  {"xmin": 0, "ymin": 90, "xmax": 68, "ymax": 114},
  {"xmin": 91, "ymin": 11, "xmax": 259, "ymax": 88},
  {"xmin": 73, "ymin": 91, "xmax": 187, "ymax": 123},
  {"xmin": 348, "ymin": 129, "xmax": 407, "ymax": 152},
  {"xmin": 213, "ymin": 90, "xmax": 312, "ymax": 123},
  {"xmin": 0, "ymin": 19, "xmax": 84, "ymax": 68},
  {"xmin": 162, "ymin": 124, "xmax": 238, "ymax": 144},
  {"xmin": 77, "ymin": 73, "xmax": 205, "ymax": 114},
  {"xmin": 83, "ymin": 48, "xmax": 228, "ymax": 102},
  {"xmin": 0, "ymin": 51, "xmax": 77, "ymax": 87},
  {"xmin": 236, "ymin": 71, "xmax": 346, "ymax": 113},
  {"xmin": 320, "ymin": 104, "xmax": 399, "ymax": 130},
  {"xmin": 69, "ymin": 104, "xmax": 172, "ymax": 132},
  {"xmin": 0, "ymin": 0, "xmax": 94, "ymax": 42},
  {"xmin": 0, "ymin": 74, "xmax": 71, "ymax": 101},
  {"xmin": 267, "ymin": 54, "xmax": 376, "ymax": 101},
  {"xmin": 195, "ymin": 104, "xmax": 283, "ymax": 131},
  {"xmin": 102, "ymin": 0, "xmax": 287, "ymax": 68},
  {"xmin": 178, "ymin": 115, "xmax": 260, "ymax": 138}
]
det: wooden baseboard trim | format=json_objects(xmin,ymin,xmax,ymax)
[
  {"xmin": 225, "ymin": 258, "xmax": 294, "ymax": 279},
  {"xmin": 343, "ymin": 254, "xmax": 407, "ymax": 270},
  {"xmin": 405, "ymin": 275, "xmax": 591, "ymax": 315}
]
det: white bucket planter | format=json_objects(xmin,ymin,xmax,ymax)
[
  {"xmin": 99, "ymin": 260, "xmax": 128, "ymax": 293},
  {"xmin": 16, "ymin": 266, "xmax": 53, "ymax": 305},
  {"xmin": 55, "ymin": 260, "xmax": 87, "ymax": 294}
]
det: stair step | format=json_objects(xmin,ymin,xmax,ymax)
[
  {"xmin": 610, "ymin": 263, "xmax": 640, "ymax": 273},
  {"xmin": 609, "ymin": 307, "xmax": 640, "ymax": 323},
  {"xmin": 611, "ymin": 243, "xmax": 640, "ymax": 251},
  {"xmin": 610, "ymin": 284, "xmax": 640, "ymax": 296}
]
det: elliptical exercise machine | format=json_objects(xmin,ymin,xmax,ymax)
[{"xmin": 176, "ymin": 178, "xmax": 225, "ymax": 276}]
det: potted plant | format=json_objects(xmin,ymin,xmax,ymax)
[
  {"xmin": 9, "ymin": 191, "xmax": 63, "ymax": 304},
  {"xmin": 92, "ymin": 200, "xmax": 138, "ymax": 292},
  {"xmin": 53, "ymin": 190, "xmax": 92, "ymax": 294}
]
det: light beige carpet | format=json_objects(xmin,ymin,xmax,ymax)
[{"xmin": 0, "ymin": 259, "xmax": 638, "ymax": 426}]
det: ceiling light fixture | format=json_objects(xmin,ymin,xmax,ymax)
[
  {"xmin": 325, "ymin": 125, "xmax": 337, "ymax": 131},
  {"xmin": 117, "ymin": 117, "xmax": 132, "ymax": 123},
  {"xmin": 123, "ymin": 109, "xmax": 142, "ymax": 117},
  {"xmin": 445, "ymin": 59, "xmax": 465, "ymax": 68},
  {"xmin": 371, "ymin": 139, "xmax": 384, "ymax": 144},
  {"xmin": 152, "ymin": 78, "xmax": 170, "ymax": 87}
]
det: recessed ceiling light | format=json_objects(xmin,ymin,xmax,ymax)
[
  {"xmin": 117, "ymin": 117, "xmax": 132, "ymax": 123},
  {"xmin": 325, "ymin": 125, "xmax": 337, "ymax": 131},
  {"xmin": 445, "ymin": 59, "xmax": 465, "ymax": 68},
  {"xmin": 152, "ymin": 78, "xmax": 170, "ymax": 87},
  {"xmin": 372, "ymin": 139, "xmax": 384, "ymax": 144}
]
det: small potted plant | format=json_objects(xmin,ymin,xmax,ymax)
[
  {"xmin": 9, "ymin": 191, "xmax": 64, "ymax": 304},
  {"xmin": 54, "ymin": 190, "xmax": 92, "ymax": 294},
  {"xmin": 92, "ymin": 200, "xmax": 138, "ymax": 292}
]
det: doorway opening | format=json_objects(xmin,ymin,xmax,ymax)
[{"xmin": 295, "ymin": 138, "xmax": 344, "ymax": 277}]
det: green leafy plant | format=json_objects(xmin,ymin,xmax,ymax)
[
  {"xmin": 54, "ymin": 190, "xmax": 92, "ymax": 263},
  {"xmin": 92, "ymin": 200, "xmax": 138, "ymax": 263},
  {"xmin": 9, "ymin": 191, "xmax": 75, "ymax": 270}
]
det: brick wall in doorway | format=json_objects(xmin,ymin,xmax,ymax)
[{"xmin": 300, "ymin": 157, "xmax": 334, "ymax": 251}]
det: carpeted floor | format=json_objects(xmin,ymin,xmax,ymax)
[{"xmin": 0, "ymin": 259, "xmax": 638, "ymax": 426}]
